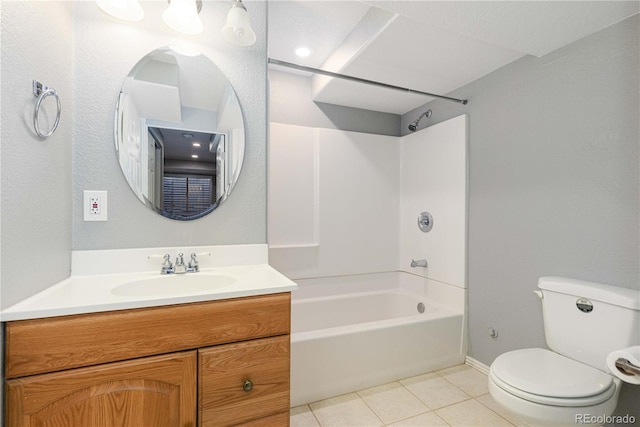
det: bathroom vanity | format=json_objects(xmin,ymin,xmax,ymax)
[
  {"xmin": 5, "ymin": 293, "xmax": 291, "ymax": 426},
  {"xmin": 2, "ymin": 246, "xmax": 297, "ymax": 427},
  {"xmin": 5, "ymin": 292, "xmax": 291, "ymax": 426}
]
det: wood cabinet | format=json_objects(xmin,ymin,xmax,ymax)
[
  {"xmin": 5, "ymin": 293, "xmax": 291, "ymax": 427},
  {"xmin": 6, "ymin": 352, "xmax": 197, "ymax": 427},
  {"xmin": 199, "ymin": 335, "xmax": 290, "ymax": 426}
]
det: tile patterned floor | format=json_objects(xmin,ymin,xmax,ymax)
[{"xmin": 291, "ymin": 364, "xmax": 525, "ymax": 427}]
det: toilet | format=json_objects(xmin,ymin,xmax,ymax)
[{"xmin": 489, "ymin": 276, "xmax": 640, "ymax": 427}]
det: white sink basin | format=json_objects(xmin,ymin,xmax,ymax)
[{"xmin": 111, "ymin": 273, "xmax": 236, "ymax": 297}]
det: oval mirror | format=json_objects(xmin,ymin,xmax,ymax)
[{"xmin": 115, "ymin": 47, "xmax": 245, "ymax": 220}]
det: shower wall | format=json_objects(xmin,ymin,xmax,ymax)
[
  {"xmin": 400, "ymin": 116, "xmax": 467, "ymax": 288},
  {"xmin": 269, "ymin": 123, "xmax": 400, "ymax": 278},
  {"xmin": 268, "ymin": 115, "xmax": 467, "ymax": 289}
]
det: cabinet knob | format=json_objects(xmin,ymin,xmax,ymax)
[{"xmin": 243, "ymin": 379, "xmax": 253, "ymax": 392}]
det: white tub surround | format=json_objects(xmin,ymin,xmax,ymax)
[
  {"xmin": 1, "ymin": 244, "xmax": 297, "ymax": 321},
  {"xmin": 268, "ymin": 116, "xmax": 467, "ymax": 287},
  {"xmin": 290, "ymin": 272, "xmax": 466, "ymax": 406}
]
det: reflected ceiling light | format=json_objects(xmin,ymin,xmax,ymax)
[
  {"xmin": 96, "ymin": 0, "xmax": 144, "ymax": 22},
  {"xmin": 295, "ymin": 47, "xmax": 312, "ymax": 58},
  {"xmin": 221, "ymin": 0, "xmax": 256, "ymax": 47},
  {"xmin": 163, "ymin": 0, "xmax": 203, "ymax": 36},
  {"xmin": 191, "ymin": 154, "xmax": 199, "ymax": 159},
  {"xmin": 192, "ymin": 142, "xmax": 201, "ymax": 147}
]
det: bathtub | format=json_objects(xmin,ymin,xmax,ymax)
[{"xmin": 290, "ymin": 271, "xmax": 466, "ymax": 406}]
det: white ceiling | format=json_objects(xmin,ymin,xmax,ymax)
[{"xmin": 267, "ymin": 1, "xmax": 640, "ymax": 115}]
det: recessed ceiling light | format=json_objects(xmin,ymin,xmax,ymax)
[
  {"xmin": 295, "ymin": 46, "xmax": 312, "ymax": 58},
  {"xmin": 191, "ymin": 154, "xmax": 199, "ymax": 158},
  {"xmin": 193, "ymin": 142, "xmax": 201, "ymax": 147}
]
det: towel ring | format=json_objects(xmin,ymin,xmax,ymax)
[{"xmin": 33, "ymin": 80, "xmax": 61, "ymax": 138}]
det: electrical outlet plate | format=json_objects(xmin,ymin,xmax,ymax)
[{"xmin": 84, "ymin": 190, "xmax": 108, "ymax": 221}]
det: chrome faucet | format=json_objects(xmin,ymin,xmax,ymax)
[
  {"xmin": 410, "ymin": 259, "xmax": 428, "ymax": 268},
  {"xmin": 150, "ymin": 252, "xmax": 211, "ymax": 274},
  {"xmin": 174, "ymin": 253, "xmax": 187, "ymax": 274}
]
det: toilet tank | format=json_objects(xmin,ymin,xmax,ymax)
[{"xmin": 538, "ymin": 276, "xmax": 640, "ymax": 371}]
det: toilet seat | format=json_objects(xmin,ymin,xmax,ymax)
[{"xmin": 490, "ymin": 348, "xmax": 616, "ymax": 407}]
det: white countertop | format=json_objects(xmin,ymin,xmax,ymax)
[
  {"xmin": 1, "ymin": 245, "xmax": 298, "ymax": 321},
  {"xmin": 1, "ymin": 264, "xmax": 297, "ymax": 321}
]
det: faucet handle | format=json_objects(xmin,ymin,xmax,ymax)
[
  {"xmin": 161, "ymin": 254, "xmax": 173, "ymax": 272},
  {"xmin": 188, "ymin": 253, "xmax": 200, "ymax": 272},
  {"xmin": 188, "ymin": 252, "xmax": 210, "ymax": 272},
  {"xmin": 148, "ymin": 253, "xmax": 174, "ymax": 274}
]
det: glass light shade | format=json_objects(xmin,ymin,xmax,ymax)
[
  {"xmin": 163, "ymin": 0, "xmax": 203, "ymax": 36},
  {"xmin": 221, "ymin": 4, "xmax": 256, "ymax": 47},
  {"xmin": 96, "ymin": 0, "xmax": 144, "ymax": 22}
]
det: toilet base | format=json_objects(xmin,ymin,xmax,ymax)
[{"xmin": 488, "ymin": 375, "xmax": 621, "ymax": 427}]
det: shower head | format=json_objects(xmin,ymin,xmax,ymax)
[{"xmin": 408, "ymin": 110, "xmax": 432, "ymax": 132}]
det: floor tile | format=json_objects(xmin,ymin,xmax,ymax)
[
  {"xmin": 401, "ymin": 375, "xmax": 471, "ymax": 409},
  {"xmin": 291, "ymin": 364, "xmax": 504, "ymax": 427},
  {"xmin": 358, "ymin": 382, "xmax": 430, "ymax": 425},
  {"xmin": 387, "ymin": 411, "xmax": 450, "ymax": 426},
  {"xmin": 436, "ymin": 399, "xmax": 514, "ymax": 427},
  {"xmin": 291, "ymin": 405, "xmax": 320, "ymax": 427},
  {"xmin": 310, "ymin": 393, "xmax": 384, "ymax": 427},
  {"xmin": 476, "ymin": 394, "xmax": 526, "ymax": 426},
  {"xmin": 402, "ymin": 371, "xmax": 440, "ymax": 383},
  {"xmin": 441, "ymin": 366, "xmax": 489, "ymax": 397}
]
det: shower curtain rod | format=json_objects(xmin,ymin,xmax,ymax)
[{"xmin": 268, "ymin": 58, "xmax": 468, "ymax": 105}]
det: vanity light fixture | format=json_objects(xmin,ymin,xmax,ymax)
[
  {"xmin": 221, "ymin": 0, "xmax": 256, "ymax": 47},
  {"xmin": 96, "ymin": 0, "xmax": 144, "ymax": 22},
  {"xmin": 163, "ymin": 0, "xmax": 203, "ymax": 36},
  {"xmin": 97, "ymin": 0, "xmax": 257, "ymax": 43}
]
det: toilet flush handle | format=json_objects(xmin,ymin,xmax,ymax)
[{"xmin": 533, "ymin": 290, "xmax": 543, "ymax": 299}]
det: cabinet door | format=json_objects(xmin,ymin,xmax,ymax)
[
  {"xmin": 199, "ymin": 335, "xmax": 290, "ymax": 427},
  {"xmin": 6, "ymin": 351, "xmax": 197, "ymax": 427}
]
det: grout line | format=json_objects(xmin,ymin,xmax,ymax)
[
  {"xmin": 308, "ymin": 404, "xmax": 322, "ymax": 427},
  {"xmin": 399, "ymin": 376, "xmax": 437, "ymax": 412},
  {"xmin": 297, "ymin": 363, "xmax": 503, "ymax": 427},
  {"xmin": 354, "ymin": 389, "xmax": 386, "ymax": 427},
  {"xmin": 474, "ymin": 396, "xmax": 518, "ymax": 427}
]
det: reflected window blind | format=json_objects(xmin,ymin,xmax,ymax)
[{"xmin": 163, "ymin": 176, "xmax": 212, "ymax": 216}]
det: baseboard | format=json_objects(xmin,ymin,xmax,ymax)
[{"xmin": 465, "ymin": 355, "xmax": 490, "ymax": 375}]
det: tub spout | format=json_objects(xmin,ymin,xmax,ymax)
[{"xmin": 410, "ymin": 259, "xmax": 428, "ymax": 268}]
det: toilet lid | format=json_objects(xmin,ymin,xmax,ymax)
[{"xmin": 491, "ymin": 348, "xmax": 613, "ymax": 399}]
